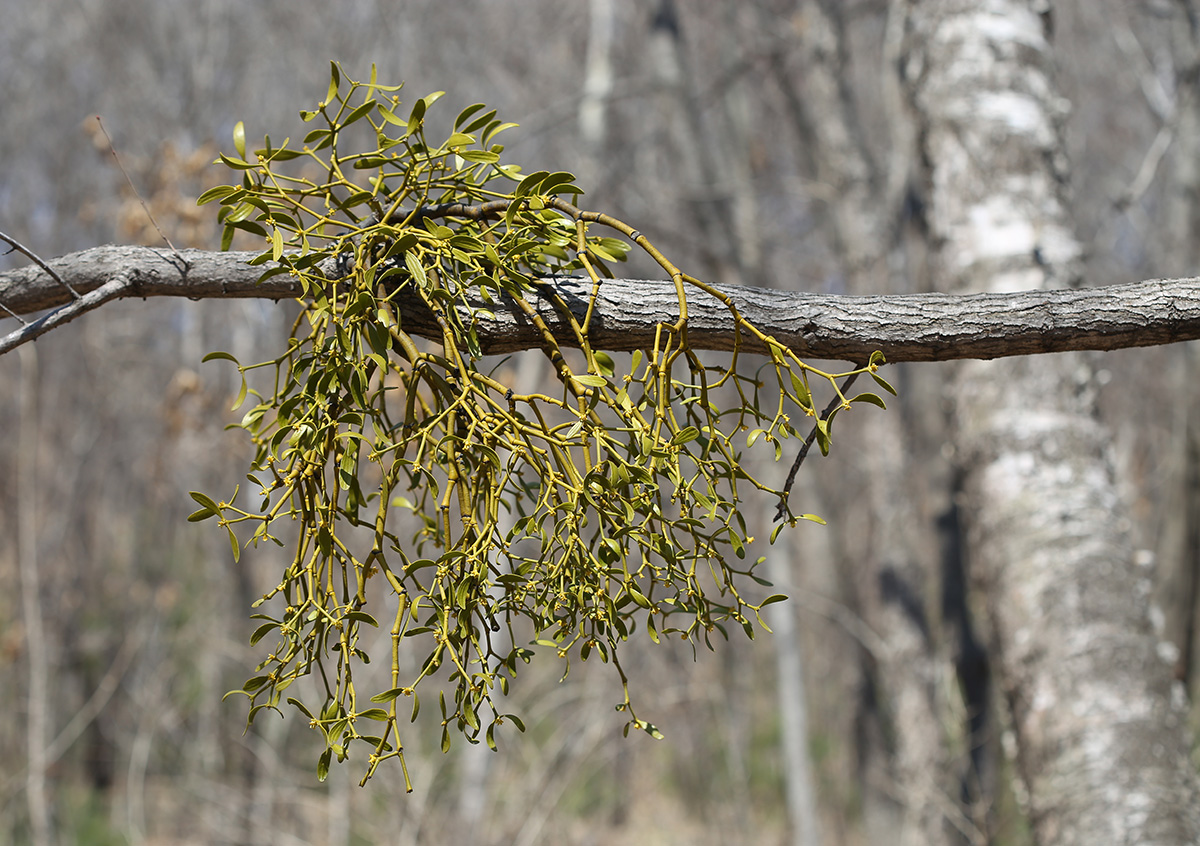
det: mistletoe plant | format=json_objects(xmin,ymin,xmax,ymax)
[{"xmin": 189, "ymin": 64, "xmax": 889, "ymax": 787}]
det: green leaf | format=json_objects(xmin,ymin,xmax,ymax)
[
  {"xmin": 636, "ymin": 720, "xmax": 665, "ymax": 740},
  {"xmin": 815, "ymin": 418, "xmax": 831, "ymax": 456},
  {"xmin": 458, "ymin": 149, "xmax": 499, "ymax": 164},
  {"xmin": 303, "ymin": 128, "xmax": 331, "ymax": 146},
  {"xmin": 196, "ymin": 185, "xmax": 239, "ymax": 206},
  {"xmin": 539, "ymin": 171, "xmax": 583, "ymax": 195},
  {"xmin": 850, "ymin": 392, "xmax": 887, "ymax": 409},
  {"xmin": 454, "ymin": 103, "xmax": 488, "ymax": 130},
  {"xmin": 593, "ymin": 351, "xmax": 615, "ymax": 376},
  {"xmin": 230, "ymin": 220, "xmax": 268, "ymax": 238},
  {"xmin": 287, "ymin": 697, "xmax": 315, "ymax": 719},
  {"xmin": 515, "ymin": 170, "xmax": 550, "ymax": 196},
  {"xmin": 326, "ymin": 62, "xmax": 341, "ymax": 106},
  {"xmin": 626, "ymin": 586, "xmax": 652, "ymax": 609},
  {"xmin": 250, "ymin": 622, "xmax": 278, "ymax": 646},
  {"xmin": 407, "ymin": 98, "xmax": 427, "ymax": 137},
  {"xmin": 671, "ymin": 426, "xmax": 700, "ymax": 446},
  {"xmin": 189, "ymin": 491, "xmax": 221, "ymax": 513},
  {"xmin": 790, "ymin": 371, "xmax": 812, "ymax": 408},
  {"xmin": 483, "ymin": 122, "xmax": 519, "ymax": 144},
  {"xmin": 871, "ymin": 372, "xmax": 898, "ymax": 396},
  {"xmin": 370, "ymin": 687, "xmax": 405, "ymax": 703},
  {"xmin": 463, "ymin": 109, "xmax": 498, "ymax": 134},
  {"xmin": 575, "ymin": 374, "xmax": 607, "ymax": 387},
  {"xmin": 728, "ymin": 529, "xmax": 746, "ymax": 559},
  {"xmin": 264, "ymin": 146, "xmax": 302, "ymax": 162},
  {"xmin": 218, "ymin": 153, "xmax": 255, "ymax": 171},
  {"xmin": 589, "ymin": 240, "xmax": 623, "ymax": 261},
  {"xmin": 233, "ymin": 121, "xmax": 246, "ymax": 159},
  {"xmin": 381, "ymin": 232, "xmax": 419, "ymax": 259},
  {"xmin": 342, "ymin": 98, "xmax": 377, "ymax": 128},
  {"xmin": 378, "ymin": 104, "xmax": 406, "ymax": 127},
  {"xmin": 422, "ymin": 221, "xmax": 455, "ymax": 240},
  {"xmin": 221, "ymin": 201, "xmax": 258, "ymax": 222},
  {"xmin": 404, "ymin": 251, "xmax": 428, "ymax": 287}
]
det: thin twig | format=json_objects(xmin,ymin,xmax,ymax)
[
  {"xmin": 0, "ymin": 229, "xmax": 80, "ymax": 300},
  {"xmin": 0, "ymin": 298, "xmax": 27, "ymax": 324},
  {"xmin": 1112, "ymin": 23, "xmax": 1173, "ymax": 121},
  {"xmin": 0, "ymin": 277, "xmax": 131, "ymax": 355},
  {"xmin": 775, "ymin": 370, "xmax": 862, "ymax": 521},
  {"xmin": 1107, "ymin": 19, "xmax": 1179, "ymax": 214},
  {"xmin": 787, "ymin": 589, "xmax": 889, "ymax": 660},
  {"xmin": 94, "ymin": 116, "xmax": 180, "ymax": 256},
  {"xmin": 45, "ymin": 627, "xmax": 142, "ymax": 765},
  {"xmin": 1119, "ymin": 122, "xmax": 1174, "ymax": 210}
]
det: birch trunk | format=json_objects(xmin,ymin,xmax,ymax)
[{"xmin": 905, "ymin": 1, "xmax": 1200, "ymax": 842}]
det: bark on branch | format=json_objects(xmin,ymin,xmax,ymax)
[{"xmin": 3, "ymin": 244, "xmax": 1200, "ymax": 360}]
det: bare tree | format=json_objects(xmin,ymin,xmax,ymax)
[
  {"xmin": 5, "ymin": 2, "xmax": 1200, "ymax": 844},
  {"xmin": 904, "ymin": 1, "xmax": 1200, "ymax": 842}
]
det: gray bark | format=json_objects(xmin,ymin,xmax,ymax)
[
  {"xmin": 767, "ymin": 531, "xmax": 824, "ymax": 846},
  {"xmin": 18, "ymin": 345, "xmax": 51, "ymax": 846},
  {"xmin": 1159, "ymin": 0, "xmax": 1200, "ymax": 705},
  {"xmin": 906, "ymin": 1, "xmax": 1200, "ymax": 843},
  {"xmin": 6, "ymin": 245, "xmax": 1200, "ymax": 361}
]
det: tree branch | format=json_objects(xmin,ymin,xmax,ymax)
[{"xmin": 3, "ymin": 244, "xmax": 1199, "ymax": 361}]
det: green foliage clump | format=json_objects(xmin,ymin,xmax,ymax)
[{"xmin": 188, "ymin": 64, "xmax": 888, "ymax": 787}]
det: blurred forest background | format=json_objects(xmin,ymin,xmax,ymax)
[{"xmin": 2, "ymin": 0, "xmax": 1199, "ymax": 844}]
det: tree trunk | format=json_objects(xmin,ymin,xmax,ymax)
[
  {"xmin": 905, "ymin": 1, "xmax": 1200, "ymax": 843},
  {"xmin": 771, "ymin": 3, "xmax": 960, "ymax": 840},
  {"xmin": 648, "ymin": 7, "xmax": 825, "ymax": 839},
  {"xmin": 18, "ymin": 344, "xmax": 52, "ymax": 846},
  {"xmin": 1159, "ymin": 0, "xmax": 1200, "ymax": 704}
]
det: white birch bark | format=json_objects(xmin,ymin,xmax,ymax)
[{"xmin": 905, "ymin": 1, "xmax": 1200, "ymax": 842}]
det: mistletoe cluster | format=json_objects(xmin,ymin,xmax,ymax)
[{"xmin": 188, "ymin": 65, "xmax": 887, "ymax": 786}]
